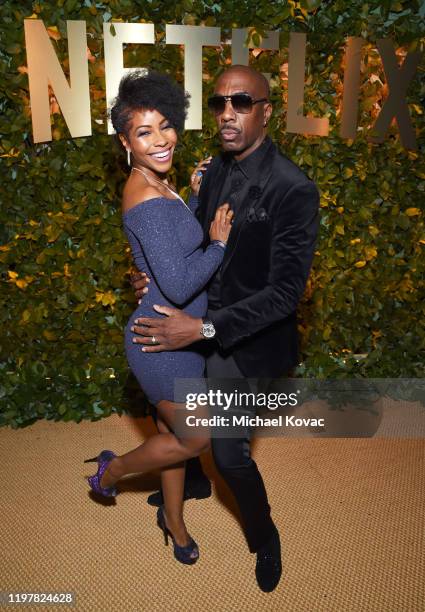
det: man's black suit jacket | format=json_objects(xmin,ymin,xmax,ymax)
[{"xmin": 196, "ymin": 136, "xmax": 320, "ymax": 378}]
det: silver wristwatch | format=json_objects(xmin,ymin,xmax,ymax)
[{"xmin": 201, "ymin": 318, "xmax": 216, "ymax": 339}]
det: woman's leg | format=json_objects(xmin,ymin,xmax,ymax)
[
  {"xmin": 155, "ymin": 416, "xmax": 189, "ymax": 547},
  {"xmin": 100, "ymin": 400, "xmax": 209, "ymax": 493}
]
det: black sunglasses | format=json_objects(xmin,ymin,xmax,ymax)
[{"xmin": 207, "ymin": 93, "xmax": 269, "ymax": 115}]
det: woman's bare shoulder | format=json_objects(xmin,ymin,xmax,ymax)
[{"xmin": 122, "ymin": 178, "xmax": 164, "ymax": 214}]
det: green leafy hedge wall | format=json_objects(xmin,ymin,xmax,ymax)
[{"xmin": 1, "ymin": 0, "xmax": 424, "ymax": 428}]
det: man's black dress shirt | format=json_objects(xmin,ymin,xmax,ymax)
[{"xmin": 207, "ymin": 137, "xmax": 270, "ymax": 310}]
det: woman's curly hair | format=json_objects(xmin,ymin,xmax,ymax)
[{"xmin": 110, "ymin": 69, "xmax": 190, "ymax": 136}]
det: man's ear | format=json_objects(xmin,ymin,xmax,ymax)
[{"xmin": 263, "ymin": 102, "xmax": 273, "ymax": 127}]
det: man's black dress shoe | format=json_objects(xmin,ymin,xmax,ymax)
[
  {"xmin": 255, "ymin": 525, "xmax": 282, "ymax": 592},
  {"xmin": 147, "ymin": 479, "xmax": 212, "ymax": 507}
]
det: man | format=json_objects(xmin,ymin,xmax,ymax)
[{"xmin": 130, "ymin": 65, "xmax": 320, "ymax": 591}]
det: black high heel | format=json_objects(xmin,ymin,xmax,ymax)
[{"xmin": 156, "ymin": 506, "xmax": 199, "ymax": 565}]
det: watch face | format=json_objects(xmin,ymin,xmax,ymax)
[{"xmin": 202, "ymin": 323, "xmax": 215, "ymax": 338}]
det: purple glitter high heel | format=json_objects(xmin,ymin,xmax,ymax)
[
  {"xmin": 157, "ymin": 506, "xmax": 199, "ymax": 565},
  {"xmin": 84, "ymin": 450, "xmax": 118, "ymax": 497}
]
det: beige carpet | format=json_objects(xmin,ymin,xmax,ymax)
[{"xmin": 0, "ymin": 408, "xmax": 424, "ymax": 612}]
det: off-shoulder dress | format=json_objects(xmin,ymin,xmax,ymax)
[{"xmin": 122, "ymin": 193, "xmax": 224, "ymax": 405}]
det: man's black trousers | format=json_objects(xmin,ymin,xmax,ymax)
[{"xmin": 205, "ymin": 348, "xmax": 276, "ymax": 553}]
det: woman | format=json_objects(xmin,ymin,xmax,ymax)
[{"xmin": 84, "ymin": 70, "xmax": 233, "ymax": 565}]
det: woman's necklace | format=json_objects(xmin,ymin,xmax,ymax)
[{"xmin": 131, "ymin": 165, "xmax": 192, "ymax": 214}]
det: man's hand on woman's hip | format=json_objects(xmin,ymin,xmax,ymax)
[{"xmin": 131, "ymin": 305, "xmax": 202, "ymax": 352}]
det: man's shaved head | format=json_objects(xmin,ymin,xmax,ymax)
[
  {"xmin": 211, "ymin": 65, "xmax": 272, "ymax": 160},
  {"xmin": 215, "ymin": 65, "xmax": 270, "ymax": 99}
]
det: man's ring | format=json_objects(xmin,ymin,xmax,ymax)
[{"xmin": 151, "ymin": 335, "xmax": 157, "ymax": 344}]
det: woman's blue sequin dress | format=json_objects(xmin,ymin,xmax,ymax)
[{"xmin": 122, "ymin": 193, "xmax": 224, "ymax": 405}]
